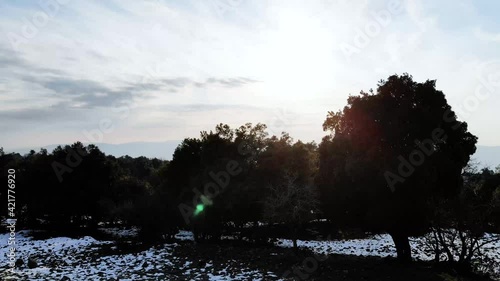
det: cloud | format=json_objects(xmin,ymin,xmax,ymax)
[
  {"xmin": 474, "ymin": 28, "xmax": 500, "ymax": 43},
  {"xmin": 1, "ymin": 0, "xmax": 500, "ymax": 149},
  {"xmin": 161, "ymin": 77, "xmax": 192, "ymax": 88},
  {"xmin": 0, "ymin": 104, "xmax": 95, "ymax": 126},
  {"xmin": 153, "ymin": 76, "xmax": 259, "ymax": 93},
  {"xmin": 0, "ymin": 46, "xmax": 64, "ymax": 76},
  {"xmin": 0, "ymin": 45, "xmax": 258, "ymax": 112},
  {"xmin": 0, "ymin": 107, "xmax": 66, "ymax": 121},
  {"xmin": 40, "ymin": 78, "xmax": 134, "ymax": 107},
  {"xmin": 203, "ymin": 77, "xmax": 259, "ymax": 88},
  {"xmin": 156, "ymin": 103, "xmax": 261, "ymax": 113},
  {"xmin": 161, "ymin": 76, "xmax": 259, "ymax": 89}
]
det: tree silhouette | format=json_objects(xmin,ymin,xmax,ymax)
[
  {"xmin": 263, "ymin": 172, "xmax": 319, "ymax": 251},
  {"xmin": 319, "ymin": 73, "xmax": 477, "ymax": 261}
]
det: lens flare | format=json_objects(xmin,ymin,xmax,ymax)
[{"xmin": 194, "ymin": 204, "xmax": 204, "ymax": 215}]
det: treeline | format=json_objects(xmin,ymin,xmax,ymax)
[
  {"xmin": 0, "ymin": 145, "xmax": 167, "ymax": 232},
  {"xmin": 1, "ymin": 74, "xmax": 499, "ymax": 271}
]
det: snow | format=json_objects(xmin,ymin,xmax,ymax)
[
  {"xmin": 1, "ymin": 229, "xmax": 497, "ymax": 280},
  {"xmin": 174, "ymin": 230, "xmax": 194, "ymax": 241},
  {"xmin": 275, "ymin": 233, "xmax": 499, "ymax": 278},
  {"xmin": 276, "ymin": 234, "xmax": 398, "ymax": 257},
  {"xmin": 98, "ymin": 227, "xmax": 139, "ymax": 238},
  {"xmin": 0, "ymin": 230, "xmax": 281, "ymax": 280},
  {"xmin": 274, "ymin": 233, "xmax": 500, "ymax": 265}
]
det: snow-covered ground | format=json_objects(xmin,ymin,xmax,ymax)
[
  {"xmin": 174, "ymin": 230, "xmax": 194, "ymax": 241},
  {"xmin": 1, "ymin": 229, "xmax": 498, "ymax": 280},
  {"xmin": 0, "ymin": 230, "xmax": 281, "ymax": 280},
  {"xmin": 98, "ymin": 227, "xmax": 140, "ymax": 239},
  {"xmin": 275, "ymin": 233, "xmax": 500, "ymax": 278},
  {"xmin": 275, "ymin": 233, "xmax": 499, "ymax": 262}
]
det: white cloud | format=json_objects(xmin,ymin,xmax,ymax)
[
  {"xmin": 0, "ymin": 0, "xmax": 499, "ymax": 149},
  {"xmin": 474, "ymin": 28, "xmax": 500, "ymax": 43}
]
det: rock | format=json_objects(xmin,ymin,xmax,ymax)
[
  {"xmin": 27, "ymin": 257, "xmax": 38, "ymax": 268},
  {"xmin": 15, "ymin": 258, "xmax": 24, "ymax": 268},
  {"xmin": 60, "ymin": 276, "xmax": 71, "ymax": 281},
  {"xmin": 142, "ymin": 261, "xmax": 148, "ymax": 268}
]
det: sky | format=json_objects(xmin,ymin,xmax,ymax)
[{"xmin": 0, "ymin": 0, "xmax": 499, "ymax": 151}]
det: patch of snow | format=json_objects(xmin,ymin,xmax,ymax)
[
  {"xmin": 98, "ymin": 227, "xmax": 139, "ymax": 238},
  {"xmin": 175, "ymin": 230, "xmax": 194, "ymax": 241},
  {"xmin": 0, "ymin": 230, "xmax": 283, "ymax": 280},
  {"xmin": 274, "ymin": 233, "xmax": 500, "ymax": 263}
]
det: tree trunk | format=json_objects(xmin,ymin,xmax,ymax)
[
  {"xmin": 291, "ymin": 226, "xmax": 299, "ymax": 253},
  {"xmin": 436, "ymin": 228, "xmax": 454, "ymax": 262},
  {"xmin": 390, "ymin": 232, "xmax": 412, "ymax": 262},
  {"xmin": 432, "ymin": 230, "xmax": 440, "ymax": 262},
  {"xmin": 458, "ymin": 229, "xmax": 467, "ymax": 263}
]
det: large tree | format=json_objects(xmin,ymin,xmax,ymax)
[{"xmin": 318, "ymin": 74, "xmax": 477, "ymax": 261}]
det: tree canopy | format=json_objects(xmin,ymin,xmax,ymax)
[{"xmin": 318, "ymin": 74, "xmax": 478, "ymax": 261}]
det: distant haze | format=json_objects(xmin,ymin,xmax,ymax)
[
  {"xmin": 471, "ymin": 146, "xmax": 500, "ymax": 169},
  {"xmin": 7, "ymin": 142, "xmax": 500, "ymax": 168},
  {"xmin": 9, "ymin": 141, "xmax": 181, "ymax": 160}
]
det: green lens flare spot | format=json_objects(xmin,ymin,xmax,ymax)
[{"xmin": 194, "ymin": 204, "xmax": 204, "ymax": 215}]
